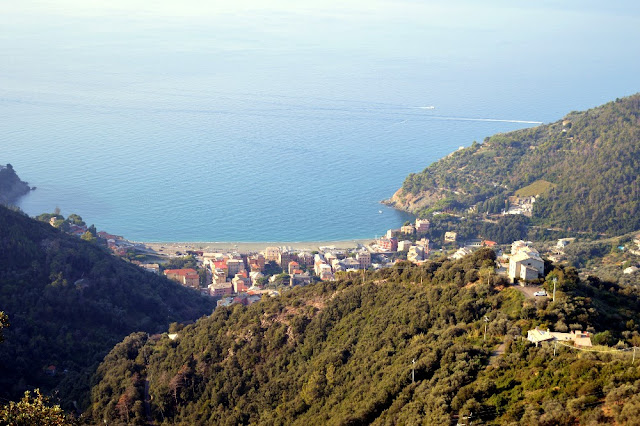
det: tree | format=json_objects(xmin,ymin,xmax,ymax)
[
  {"xmin": 81, "ymin": 231, "xmax": 96, "ymax": 243},
  {"xmin": 0, "ymin": 389, "xmax": 74, "ymax": 426}
]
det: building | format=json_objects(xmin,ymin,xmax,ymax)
[
  {"xmin": 248, "ymin": 253, "xmax": 265, "ymax": 270},
  {"xmin": 511, "ymin": 240, "xmax": 535, "ymax": 255},
  {"xmin": 291, "ymin": 271, "xmax": 312, "ymax": 286},
  {"xmin": 356, "ymin": 251, "xmax": 371, "ymax": 269},
  {"xmin": 527, "ymin": 328, "xmax": 593, "ymax": 348},
  {"xmin": 556, "ymin": 238, "xmax": 575, "ymax": 249},
  {"xmin": 341, "ymin": 257, "xmax": 361, "ymax": 270},
  {"xmin": 318, "ymin": 264, "xmax": 334, "ymax": 281},
  {"xmin": 324, "ymin": 252, "xmax": 338, "ymax": 265},
  {"xmin": 401, "ymin": 224, "xmax": 415, "ymax": 235},
  {"xmin": 624, "ymin": 266, "xmax": 639, "ymax": 274},
  {"xmin": 164, "ymin": 269, "xmax": 200, "ymax": 288},
  {"xmin": 386, "ymin": 229, "xmax": 401, "ymax": 239},
  {"xmin": 288, "ymin": 261, "xmax": 300, "ymax": 275},
  {"xmin": 278, "ymin": 251, "xmax": 292, "ymax": 267},
  {"xmin": 226, "ymin": 258, "xmax": 245, "ymax": 277},
  {"xmin": 452, "ymin": 247, "xmax": 473, "ymax": 260},
  {"xmin": 520, "ymin": 265, "xmax": 541, "ymax": 281},
  {"xmin": 509, "ymin": 251, "xmax": 544, "ymax": 283},
  {"xmin": 378, "ymin": 237, "xmax": 398, "ymax": 251},
  {"xmin": 232, "ymin": 272, "xmax": 251, "ymax": 293},
  {"xmin": 397, "ymin": 240, "xmax": 413, "ymax": 252},
  {"xmin": 297, "ymin": 251, "xmax": 314, "ymax": 267},
  {"xmin": 444, "ymin": 231, "xmax": 457, "ymax": 243},
  {"xmin": 140, "ymin": 263, "xmax": 160, "ymax": 274},
  {"xmin": 209, "ymin": 281, "xmax": 233, "ymax": 297},
  {"xmin": 465, "ymin": 239, "xmax": 483, "ymax": 248},
  {"xmin": 408, "ymin": 245, "xmax": 425, "ymax": 263},
  {"xmin": 264, "ymin": 246, "xmax": 281, "ymax": 262},
  {"xmin": 249, "ymin": 271, "xmax": 264, "ymax": 285},
  {"xmin": 415, "ymin": 219, "xmax": 430, "ymax": 233}
]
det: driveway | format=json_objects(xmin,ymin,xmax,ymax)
[{"xmin": 514, "ymin": 284, "xmax": 547, "ymax": 300}]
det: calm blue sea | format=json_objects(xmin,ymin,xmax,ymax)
[{"xmin": 1, "ymin": 1, "xmax": 639, "ymax": 241}]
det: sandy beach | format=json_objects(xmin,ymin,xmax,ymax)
[{"xmin": 135, "ymin": 239, "xmax": 375, "ymax": 256}]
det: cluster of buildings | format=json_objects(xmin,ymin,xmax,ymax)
[
  {"xmin": 374, "ymin": 219, "xmax": 431, "ymax": 263},
  {"xmin": 159, "ymin": 245, "xmax": 381, "ymax": 307},
  {"xmin": 503, "ymin": 195, "xmax": 536, "ymax": 216}
]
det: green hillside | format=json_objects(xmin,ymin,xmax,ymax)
[
  {"xmin": 88, "ymin": 251, "xmax": 640, "ymax": 424},
  {"xmin": 392, "ymin": 94, "xmax": 640, "ymax": 235},
  {"xmin": 0, "ymin": 205, "xmax": 215, "ymax": 409}
]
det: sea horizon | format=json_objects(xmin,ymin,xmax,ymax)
[{"xmin": 3, "ymin": 1, "xmax": 639, "ymax": 242}]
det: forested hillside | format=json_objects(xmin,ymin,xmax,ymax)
[
  {"xmin": 0, "ymin": 206, "xmax": 215, "ymax": 410},
  {"xmin": 89, "ymin": 250, "xmax": 640, "ymax": 425},
  {"xmin": 390, "ymin": 94, "xmax": 640, "ymax": 235}
]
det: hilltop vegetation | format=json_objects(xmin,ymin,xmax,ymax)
[
  {"xmin": 89, "ymin": 250, "xmax": 640, "ymax": 425},
  {"xmin": 391, "ymin": 94, "xmax": 640, "ymax": 235},
  {"xmin": 0, "ymin": 205, "xmax": 215, "ymax": 410}
]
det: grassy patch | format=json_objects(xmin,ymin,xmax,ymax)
[{"xmin": 515, "ymin": 179, "xmax": 555, "ymax": 197}]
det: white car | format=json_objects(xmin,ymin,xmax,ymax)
[{"xmin": 533, "ymin": 290, "xmax": 548, "ymax": 297}]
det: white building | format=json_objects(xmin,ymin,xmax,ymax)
[{"xmin": 509, "ymin": 251, "xmax": 544, "ymax": 283}]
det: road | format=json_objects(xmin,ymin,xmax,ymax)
[{"xmin": 144, "ymin": 377, "xmax": 152, "ymax": 424}]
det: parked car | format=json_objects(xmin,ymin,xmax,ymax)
[{"xmin": 534, "ymin": 290, "xmax": 547, "ymax": 297}]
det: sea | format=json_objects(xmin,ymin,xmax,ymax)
[{"xmin": 1, "ymin": 1, "xmax": 639, "ymax": 242}]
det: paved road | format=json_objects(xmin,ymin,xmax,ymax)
[
  {"xmin": 514, "ymin": 285, "xmax": 547, "ymax": 300},
  {"xmin": 489, "ymin": 341, "xmax": 507, "ymax": 365}
]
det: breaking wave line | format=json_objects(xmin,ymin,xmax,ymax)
[{"xmin": 422, "ymin": 115, "xmax": 542, "ymax": 124}]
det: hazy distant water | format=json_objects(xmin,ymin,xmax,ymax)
[{"xmin": 2, "ymin": 1, "xmax": 639, "ymax": 241}]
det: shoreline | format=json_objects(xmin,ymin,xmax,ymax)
[{"xmin": 134, "ymin": 239, "xmax": 375, "ymax": 255}]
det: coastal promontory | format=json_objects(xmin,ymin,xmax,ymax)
[
  {"xmin": 0, "ymin": 163, "xmax": 32, "ymax": 205},
  {"xmin": 387, "ymin": 94, "xmax": 640, "ymax": 236}
]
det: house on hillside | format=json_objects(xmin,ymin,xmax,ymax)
[
  {"xmin": 509, "ymin": 252, "xmax": 544, "ymax": 283},
  {"xmin": 452, "ymin": 247, "xmax": 473, "ymax": 260},
  {"xmin": 527, "ymin": 328, "xmax": 593, "ymax": 348}
]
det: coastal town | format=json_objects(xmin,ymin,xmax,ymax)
[{"xmin": 39, "ymin": 211, "xmax": 640, "ymax": 331}]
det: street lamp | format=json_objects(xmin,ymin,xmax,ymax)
[{"xmin": 483, "ymin": 316, "xmax": 489, "ymax": 341}]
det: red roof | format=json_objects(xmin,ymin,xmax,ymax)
[
  {"xmin": 483, "ymin": 240, "xmax": 497, "ymax": 247},
  {"xmin": 213, "ymin": 260, "xmax": 227, "ymax": 269}
]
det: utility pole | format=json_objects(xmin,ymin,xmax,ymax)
[
  {"xmin": 483, "ymin": 316, "xmax": 489, "ymax": 341},
  {"xmin": 412, "ymin": 358, "xmax": 415, "ymax": 383},
  {"xmin": 554, "ymin": 340, "xmax": 557, "ymax": 357},
  {"xmin": 633, "ymin": 347, "xmax": 637, "ymax": 364},
  {"xmin": 553, "ymin": 277, "xmax": 557, "ymax": 302}
]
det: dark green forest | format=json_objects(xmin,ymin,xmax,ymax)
[
  {"xmin": 89, "ymin": 250, "xmax": 640, "ymax": 425},
  {"xmin": 0, "ymin": 205, "xmax": 215, "ymax": 410},
  {"xmin": 396, "ymin": 94, "xmax": 640, "ymax": 235}
]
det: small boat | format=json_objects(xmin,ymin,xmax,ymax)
[{"xmin": 378, "ymin": 210, "xmax": 383, "ymax": 214}]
